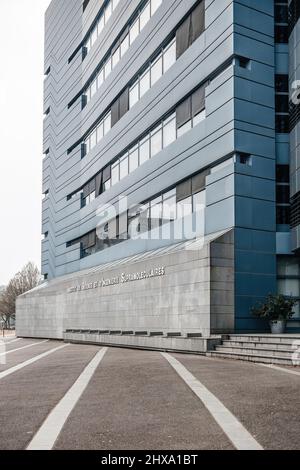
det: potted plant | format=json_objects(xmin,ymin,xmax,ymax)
[{"xmin": 252, "ymin": 294, "xmax": 297, "ymax": 334}]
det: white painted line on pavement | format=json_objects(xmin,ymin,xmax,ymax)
[
  {"xmin": 0, "ymin": 344, "xmax": 69, "ymax": 381},
  {"xmin": 2, "ymin": 338, "xmax": 21, "ymax": 345},
  {"xmin": 27, "ymin": 347, "xmax": 108, "ymax": 450},
  {"xmin": 0, "ymin": 340, "xmax": 49, "ymax": 357},
  {"xmin": 259, "ymin": 363, "xmax": 300, "ymax": 377},
  {"xmin": 161, "ymin": 352, "xmax": 263, "ymax": 451}
]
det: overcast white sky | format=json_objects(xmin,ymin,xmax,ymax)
[{"xmin": 0, "ymin": 0, "xmax": 51, "ymax": 285}]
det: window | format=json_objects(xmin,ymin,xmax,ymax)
[
  {"xmin": 276, "ymin": 115, "xmax": 289, "ymax": 133},
  {"xmin": 130, "ymin": 82, "xmax": 139, "ymax": 107},
  {"xmin": 84, "ymin": 91, "xmax": 89, "ymax": 107},
  {"xmin": 128, "ymin": 37, "xmax": 176, "ymax": 110},
  {"xmin": 91, "ymin": 79, "xmax": 97, "ymax": 97},
  {"xmin": 83, "ymin": 0, "xmax": 90, "ymax": 12},
  {"xmin": 140, "ymin": 3, "xmax": 151, "ymax": 30},
  {"xmin": 277, "ymin": 185, "xmax": 290, "ymax": 204},
  {"xmin": 104, "ymin": 178, "xmax": 111, "ymax": 192},
  {"xmin": 97, "ymin": 69, "xmax": 104, "ymax": 88},
  {"xmin": 80, "ymin": 0, "xmax": 162, "ymax": 112},
  {"xmin": 129, "ymin": 145, "xmax": 139, "ymax": 172},
  {"xmin": 176, "ymin": 169, "xmax": 208, "ymax": 218},
  {"xmin": 82, "ymin": 0, "xmax": 120, "ymax": 59},
  {"xmin": 162, "ymin": 189, "xmax": 177, "ymax": 221},
  {"xmin": 83, "ymin": 111, "xmax": 111, "ymax": 156},
  {"xmin": 97, "ymin": 122, "xmax": 104, "ymax": 141},
  {"xmin": 112, "ymin": 162, "xmax": 119, "ymax": 185},
  {"xmin": 130, "ymin": 18, "xmax": 139, "ymax": 44},
  {"xmin": 139, "ymin": 136, "xmax": 150, "ymax": 164},
  {"xmin": 121, "ymin": 34, "xmax": 129, "ymax": 56},
  {"xmin": 151, "ymin": 56, "xmax": 163, "ymax": 85},
  {"xmin": 193, "ymin": 109, "xmax": 206, "ymax": 126},
  {"xmin": 128, "ymin": 207, "xmax": 142, "ymax": 238},
  {"xmin": 105, "ymin": 2, "xmax": 112, "ymax": 22},
  {"xmin": 276, "ymin": 94, "xmax": 289, "ymax": 113},
  {"xmin": 277, "ymin": 256, "xmax": 300, "ymax": 317},
  {"xmin": 275, "ymin": 73, "xmax": 289, "ymax": 133},
  {"xmin": 91, "ymin": 27, "xmax": 97, "ymax": 47},
  {"xmin": 104, "ymin": 113, "xmax": 111, "ymax": 134},
  {"xmin": 151, "ymin": 0, "xmax": 162, "ymax": 15},
  {"xmin": 275, "ymin": 25, "xmax": 288, "ymax": 43},
  {"xmin": 140, "ymin": 69, "xmax": 150, "ymax": 97},
  {"xmin": 177, "ymin": 196, "xmax": 193, "ymax": 218},
  {"xmin": 163, "ymin": 115, "xmax": 176, "ymax": 147},
  {"xmin": 120, "ymin": 154, "xmax": 129, "ymax": 179},
  {"xmin": 277, "ymin": 206, "xmax": 290, "ymax": 225},
  {"xmin": 274, "ymin": 0, "xmax": 289, "ymax": 42},
  {"xmin": 111, "ymin": 88, "xmax": 129, "ymax": 126},
  {"xmin": 112, "ymin": 48, "xmax": 120, "ymax": 68},
  {"xmin": 150, "ymin": 125, "xmax": 163, "ymax": 156},
  {"xmin": 150, "ymin": 196, "xmax": 163, "ymax": 230},
  {"xmin": 105, "ymin": 58, "xmax": 112, "ymax": 78},
  {"xmin": 80, "ymin": 4, "xmax": 177, "ymax": 110},
  {"xmin": 275, "ymin": 74, "xmax": 289, "ymax": 93},
  {"xmin": 176, "ymin": 85, "xmax": 207, "ymax": 134},
  {"xmin": 276, "ymin": 165, "xmax": 289, "ymax": 183},
  {"xmin": 98, "ymin": 15, "xmax": 104, "ymax": 35},
  {"xmin": 193, "ymin": 190, "xmax": 205, "ymax": 212},
  {"xmin": 176, "ymin": 1, "xmax": 205, "ymax": 58},
  {"xmin": 78, "ymin": 86, "xmax": 207, "ymax": 202},
  {"xmin": 112, "ymin": 0, "xmax": 120, "ymax": 10},
  {"xmin": 163, "ymin": 39, "xmax": 176, "ymax": 72},
  {"xmin": 276, "ymin": 164, "xmax": 290, "ymax": 225},
  {"xmin": 89, "ymin": 191, "xmax": 96, "ymax": 203},
  {"xmin": 69, "ymin": 166, "xmax": 209, "ymax": 256},
  {"xmin": 90, "ymin": 130, "xmax": 97, "ymax": 149},
  {"xmin": 275, "ymin": 5, "xmax": 288, "ymax": 23},
  {"xmin": 176, "ymin": 95, "xmax": 192, "ymax": 132},
  {"xmin": 177, "ymin": 120, "xmax": 192, "ymax": 137}
]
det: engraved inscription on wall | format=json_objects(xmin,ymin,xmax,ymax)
[{"xmin": 68, "ymin": 266, "xmax": 166, "ymax": 293}]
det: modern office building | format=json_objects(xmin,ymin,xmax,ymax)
[{"xmin": 16, "ymin": 0, "xmax": 300, "ymax": 345}]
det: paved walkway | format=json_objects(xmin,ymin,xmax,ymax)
[{"xmin": 0, "ymin": 338, "xmax": 299, "ymax": 450}]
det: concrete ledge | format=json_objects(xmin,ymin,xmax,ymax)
[{"xmin": 64, "ymin": 332, "xmax": 222, "ymax": 353}]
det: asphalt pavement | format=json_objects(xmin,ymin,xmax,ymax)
[{"xmin": 0, "ymin": 338, "xmax": 299, "ymax": 450}]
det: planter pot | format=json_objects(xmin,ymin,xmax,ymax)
[{"xmin": 269, "ymin": 320, "xmax": 286, "ymax": 334}]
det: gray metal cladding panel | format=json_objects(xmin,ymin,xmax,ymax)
[{"xmin": 43, "ymin": 0, "xmax": 237, "ymax": 278}]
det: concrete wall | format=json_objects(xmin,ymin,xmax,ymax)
[{"xmin": 17, "ymin": 231, "xmax": 234, "ymax": 340}]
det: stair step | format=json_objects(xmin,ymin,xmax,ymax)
[
  {"xmin": 215, "ymin": 345, "xmax": 294, "ymax": 358},
  {"xmin": 222, "ymin": 340, "xmax": 296, "ymax": 351},
  {"xmin": 227, "ymin": 335, "xmax": 300, "ymax": 345},
  {"xmin": 207, "ymin": 350, "xmax": 295, "ymax": 366}
]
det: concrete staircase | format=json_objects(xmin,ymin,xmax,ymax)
[{"xmin": 207, "ymin": 334, "xmax": 300, "ymax": 366}]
